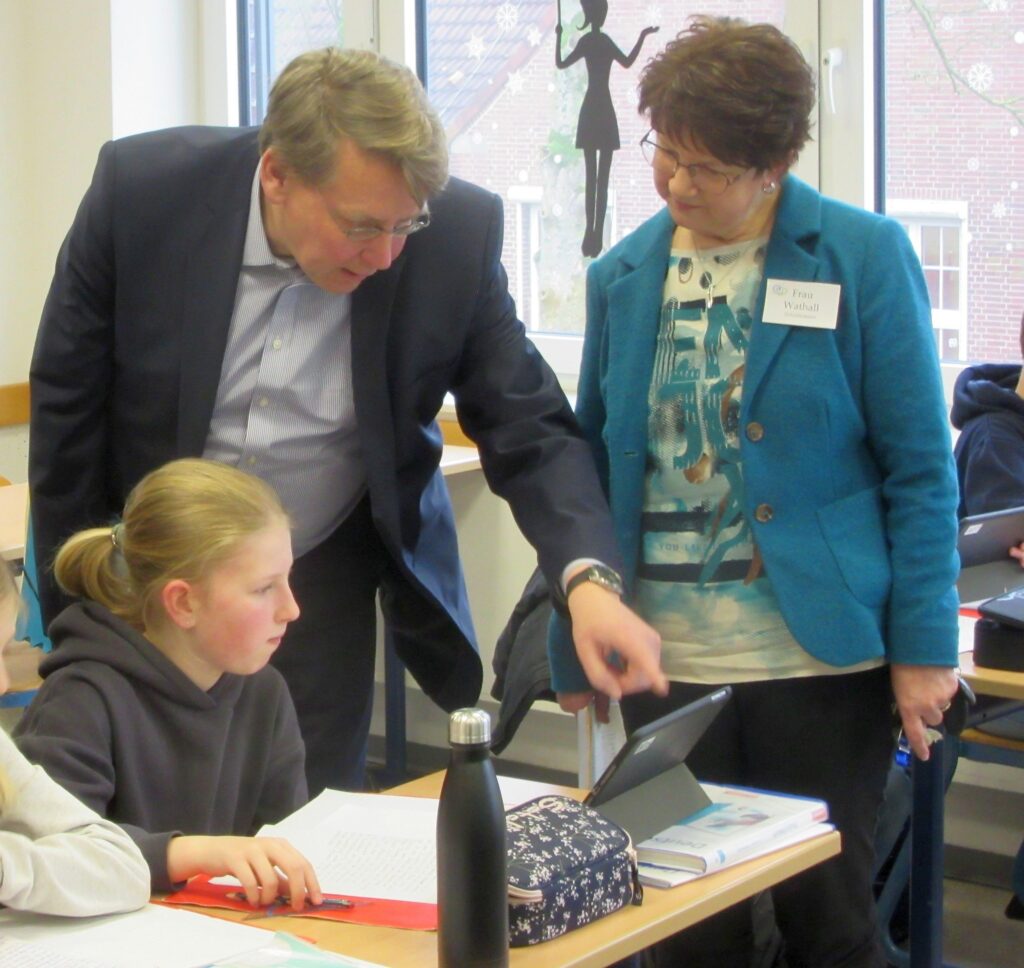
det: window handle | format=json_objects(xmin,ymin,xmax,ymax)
[{"xmin": 823, "ymin": 47, "xmax": 844, "ymax": 115}]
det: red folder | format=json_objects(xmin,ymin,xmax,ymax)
[{"xmin": 160, "ymin": 875, "xmax": 437, "ymax": 931}]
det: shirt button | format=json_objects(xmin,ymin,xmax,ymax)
[
  {"xmin": 754, "ymin": 503, "xmax": 774, "ymax": 523},
  {"xmin": 258, "ymin": 396, "xmax": 269, "ymax": 408},
  {"xmin": 272, "ymin": 338, "xmax": 282, "ymax": 350},
  {"xmin": 746, "ymin": 422, "xmax": 764, "ymax": 442}
]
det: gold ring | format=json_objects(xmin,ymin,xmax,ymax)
[{"xmin": 939, "ymin": 701, "xmax": 951, "ymax": 713}]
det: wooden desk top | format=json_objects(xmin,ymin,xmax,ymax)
[
  {"xmin": 174, "ymin": 773, "xmax": 839, "ymax": 967},
  {"xmin": 440, "ymin": 444, "xmax": 482, "ymax": 477},
  {"xmin": 0, "ymin": 481, "xmax": 27, "ymax": 561}
]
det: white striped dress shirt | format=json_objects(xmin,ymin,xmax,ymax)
[{"xmin": 203, "ymin": 171, "xmax": 365, "ymax": 556}]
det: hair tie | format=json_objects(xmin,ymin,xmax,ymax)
[{"xmin": 110, "ymin": 523, "xmax": 124, "ymax": 550}]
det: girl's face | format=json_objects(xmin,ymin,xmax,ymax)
[{"xmin": 172, "ymin": 522, "xmax": 300, "ymax": 690}]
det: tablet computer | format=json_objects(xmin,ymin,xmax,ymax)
[
  {"xmin": 584, "ymin": 686, "xmax": 732, "ymax": 841},
  {"xmin": 957, "ymin": 506, "xmax": 1024, "ymax": 603}
]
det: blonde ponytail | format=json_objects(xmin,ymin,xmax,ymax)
[{"xmin": 54, "ymin": 527, "xmax": 135, "ymax": 621}]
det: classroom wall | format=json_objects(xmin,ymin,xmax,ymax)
[
  {"xmin": 0, "ymin": 0, "xmax": 114, "ymax": 386},
  {"xmin": 0, "ymin": 0, "xmax": 121, "ymax": 451},
  {"xmin": 0, "ymin": 0, "xmax": 222, "ymax": 390}
]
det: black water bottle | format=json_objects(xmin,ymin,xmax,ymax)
[{"xmin": 437, "ymin": 708, "xmax": 509, "ymax": 968}]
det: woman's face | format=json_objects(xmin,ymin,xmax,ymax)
[{"xmin": 650, "ymin": 130, "xmax": 781, "ymax": 244}]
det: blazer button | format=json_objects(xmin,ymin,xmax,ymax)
[
  {"xmin": 746, "ymin": 422, "xmax": 765, "ymax": 442},
  {"xmin": 754, "ymin": 503, "xmax": 774, "ymax": 523}
]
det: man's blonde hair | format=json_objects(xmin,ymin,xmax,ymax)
[
  {"xmin": 55, "ymin": 459, "xmax": 288, "ymax": 632},
  {"xmin": 259, "ymin": 47, "xmax": 449, "ymax": 204}
]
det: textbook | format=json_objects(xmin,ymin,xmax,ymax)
[
  {"xmin": 638, "ymin": 822, "xmax": 836, "ymax": 888},
  {"xmin": 634, "ymin": 783, "xmax": 830, "ymax": 875}
]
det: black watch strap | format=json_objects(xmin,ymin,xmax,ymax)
[{"xmin": 564, "ymin": 564, "xmax": 625, "ymax": 601}]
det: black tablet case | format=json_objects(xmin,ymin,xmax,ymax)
[{"xmin": 584, "ymin": 687, "xmax": 731, "ymax": 842}]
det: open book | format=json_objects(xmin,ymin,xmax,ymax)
[{"xmin": 635, "ymin": 783, "xmax": 829, "ymax": 875}]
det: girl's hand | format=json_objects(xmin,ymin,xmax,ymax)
[{"xmin": 167, "ymin": 835, "xmax": 322, "ymax": 911}]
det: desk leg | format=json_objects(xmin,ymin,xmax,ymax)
[{"xmin": 909, "ymin": 746, "xmax": 945, "ymax": 968}]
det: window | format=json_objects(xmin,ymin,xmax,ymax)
[
  {"xmin": 421, "ymin": 0, "xmax": 805, "ymax": 378},
  {"xmin": 888, "ymin": 203, "xmax": 969, "ymax": 362},
  {"xmin": 238, "ymin": 0, "xmax": 346, "ymax": 125},
  {"xmin": 883, "ymin": 0, "xmax": 1023, "ymax": 367}
]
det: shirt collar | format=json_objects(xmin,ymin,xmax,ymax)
[{"xmin": 242, "ymin": 167, "xmax": 297, "ymax": 270}]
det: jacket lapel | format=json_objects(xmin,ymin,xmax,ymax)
[
  {"xmin": 177, "ymin": 137, "xmax": 259, "ymax": 455},
  {"xmin": 604, "ymin": 212, "xmax": 675, "ymax": 460},
  {"xmin": 352, "ymin": 258, "xmax": 405, "ymax": 540},
  {"xmin": 743, "ymin": 176, "xmax": 823, "ymax": 407}
]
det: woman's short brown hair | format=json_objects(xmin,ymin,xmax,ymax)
[
  {"xmin": 638, "ymin": 16, "xmax": 815, "ymax": 171},
  {"xmin": 259, "ymin": 47, "xmax": 449, "ymax": 205}
]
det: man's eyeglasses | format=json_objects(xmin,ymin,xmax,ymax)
[
  {"xmin": 639, "ymin": 132, "xmax": 748, "ymax": 196},
  {"xmin": 335, "ymin": 212, "xmax": 431, "ymax": 242}
]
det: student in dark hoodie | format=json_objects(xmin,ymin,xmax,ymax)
[
  {"xmin": 951, "ymin": 308, "xmax": 1024, "ymax": 534},
  {"xmin": 15, "ymin": 458, "xmax": 321, "ymax": 909}
]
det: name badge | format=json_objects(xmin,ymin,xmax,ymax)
[{"xmin": 762, "ymin": 279, "xmax": 841, "ymax": 330}]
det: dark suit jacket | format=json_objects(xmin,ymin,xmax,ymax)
[{"xmin": 29, "ymin": 126, "xmax": 623, "ymax": 710}]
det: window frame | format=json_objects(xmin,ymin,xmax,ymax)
[{"xmin": 888, "ymin": 201, "xmax": 970, "ymax": 363}]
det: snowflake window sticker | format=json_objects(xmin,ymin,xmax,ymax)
[
  {"xmin": 497, "ymin": 2, "xmax": 520, "ymax": 33},
  {"xmin": 967, "ymin": 63, "xmax": 994, "ymax": 93}
]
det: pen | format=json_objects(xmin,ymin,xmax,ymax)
[{"xmin": 228, "ymin": 892, "xmax": 355, "ymax": 911}]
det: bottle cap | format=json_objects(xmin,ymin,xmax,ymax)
[{"xmin": 449, "ymin": 708, "xmax": 491, "ymax": 746}]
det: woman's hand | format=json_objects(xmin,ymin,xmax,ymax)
[
  {"xmin": 1009, "ymin": 542, "xmax": 1024, "ymax": 567},
  {"xmin": 167, "ymin": 835, "xmax": 322, "ymax": 911},
  {"xmin": 890, "ymin": 664, "xmax": 958, "ymax": 761}
]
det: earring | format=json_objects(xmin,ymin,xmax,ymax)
[{"xmin": 762, "ymin": 180, "xmax": 777, "ymax": 195}]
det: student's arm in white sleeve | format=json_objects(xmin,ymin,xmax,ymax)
[{"xmin": 0, "ymin": 731, "xmax": 150, "ymax": 916}]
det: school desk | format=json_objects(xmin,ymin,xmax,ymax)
[{"xmin": 171, "ymin": 772, "xmax": 840, "ymax": 967}]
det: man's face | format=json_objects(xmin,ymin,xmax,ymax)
[{"xmin": 259, "ymin": 139, "xmax": 424, "ymax": 294}]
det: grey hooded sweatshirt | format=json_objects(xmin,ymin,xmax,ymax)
[{"xmin": 14, "ymin": 601, "xmax": 308, "ymax": 891}]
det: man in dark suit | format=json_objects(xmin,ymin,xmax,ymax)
[{"xmin": 29, "ymin": 47, "xmax": 665, "ymax": 794}]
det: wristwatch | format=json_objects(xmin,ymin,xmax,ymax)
[{"xmin": 564, "ymin": 564, "xmax": 625, "ymax": 601}]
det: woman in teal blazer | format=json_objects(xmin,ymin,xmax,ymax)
[{"xmin": 549, "ymin": 17, "xmax": 959, "ymax": 968}]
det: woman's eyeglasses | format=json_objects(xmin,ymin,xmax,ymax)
[{"xmin": 639, "ymin": 132, "xmax": 748, "ymax": 196}]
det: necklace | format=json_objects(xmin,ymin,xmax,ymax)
[
  {"xmin": 678, "ymin": 238, "xmax": 762, "ymax": 310},
  {"xmin": 695, "ymin": 239, "xmax": 761, "ymax": 310}
]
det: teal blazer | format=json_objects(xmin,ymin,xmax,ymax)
[{"xmin": 550, "ymin": 175, "xmax": 960, "ymax": 692}]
